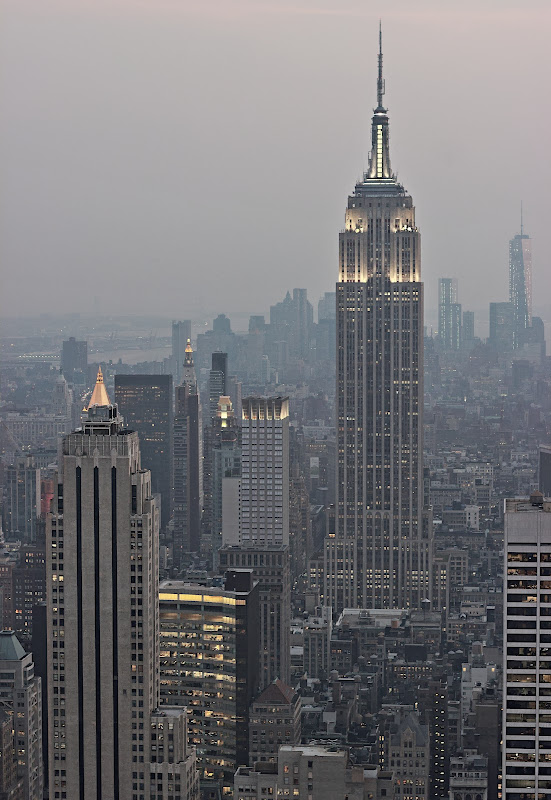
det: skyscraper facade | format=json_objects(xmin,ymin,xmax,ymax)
[
  {"xmin": 226, "ymin": 397, "xmax": 289, "ymax": 549},
  {"xmin": 158, "ymin": 571, "xmax": 259, "ymax": 791},
  {"xmin": 324, "ymin": 30, "xmax": 431, "ymax": 612},
  {"xmin": 509, "ymin": 223, "xmax": 532, "ymax": 349},
  {"xmin": 219, "ymin": 544, "xmax": 291, "ymax": 688},
  {"xmin": 114, "ymin": 374, "xmax": 174, "ymax": 529},
  {"xmin": 46, "ymin": 370, "xmax": 197, "ymax": 800},
  {"xmin": 503, "ymin": 492, "xmax": 551, "ymax": 799},
  {"xmin": 5, "ymin": 455, "xmax": 40, "ymax": 540},
  {"xmin": 173, "ymin": 341, "xmax": 203, "ymax": 563},
  {"xmin": 0, "ymin": 631, "xmax": 43, "ymax": 800},
  {"xmin": 208, "ymin": 397, "xmax": 241, "ymax": 557}
]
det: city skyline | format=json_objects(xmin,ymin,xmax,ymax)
[
  {"xmin": 2, "ymin": 0, "xmax": 549, "ymax": 319},
  {"xmin": 1, "ymin": 7, "xmax": 550, "ymax": 798}
]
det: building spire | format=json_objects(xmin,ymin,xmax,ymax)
[
  {"xmin": 520, "ymin": 200, "xmax": 524, "ymax": 236},
  {"xmin": 377, "ymin": 20, "xmax": 385, "ymax": 111},
  {"xmin": 87, "ymin": 366, "xmax": 111, "ymax": 409},
  {"xmin": 181, "ymin": 339, "xmax": 197, "ymax": 392},
  {"xmin": 366, "ymin": 23, "xmax": 393, "ymax": 181}
]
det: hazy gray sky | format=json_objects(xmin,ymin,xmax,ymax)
[{"xmin": 2, "ymin": 0, "xmax": 550, "ymax": 328}]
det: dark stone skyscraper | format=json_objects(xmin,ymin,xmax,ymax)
[
  {"xmin": 323, "ymin": 28, "xmax": 432, "ymax": 612},
  {"xmin": 61, "ymin": 336, "xmax": 87, "ymax": 382},
  {"xmin": 114, "ymin": 374, "xmax": 173, "ymax": 528}
]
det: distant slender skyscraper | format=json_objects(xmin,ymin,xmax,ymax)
[
  {"xmin": 509, "ymin": 211, "xmax": 532, "ymax": 349},
  {"xmin": 171, "ymin": 320, "xmax": 192, "ymax": 383},
  {"xmin": 173, "ymin": 341, "xmax": 203, "ymax": 562},
  {"xmin": 61, "ymin": 336, "xmax": 87, "ymax": 383},
  {"xmin": 438, "ymin": 278, "xmax": 461, "ymax": 351},
  {"xmin": 324, "ymin": 28, "xmax": 431, "ymax": 612}
]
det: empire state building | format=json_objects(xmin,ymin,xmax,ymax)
[{"xmin": 323, "ymin": 29, "xmax": 432, "ymax": 613}]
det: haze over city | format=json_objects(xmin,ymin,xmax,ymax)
[
  {"xmin": 2, "ymin": 3, "xmax": 551, "ymax": 799},
  {"xmin": 2, "ymin": 0, "xmax": 550, "ymax": 327}
]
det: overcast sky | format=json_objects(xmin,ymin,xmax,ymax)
[{"xmin": 1, "ymin": 0, "xmax": 550, "ymax": 330}]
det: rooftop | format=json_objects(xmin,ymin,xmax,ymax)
[{"xmin": 0, "ymin": 630, "xmax": 26, "ymax": 662}]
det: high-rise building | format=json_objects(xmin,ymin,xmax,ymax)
[
  {"xmin": 5, "ymin": 455, "xmax": 40, "ymax": 540},
  {"xmin": 223, "ymin": 397, "xmax": 289, "ymax": 548},
  {"xmin": 540, "ymin": 445, "xmax": 551, "ymax": 497},
  {"xmin": 318, "ymin": 291, "xmax": 336, "ymax": 322},
  {"xmin": 209, "ymin": 398, "xmax": 241, "ymax": 558},
  {"xmin": 0, "ymin": 631, "xmax": 43, "ymax": 800},
  {"xmin": 46, "ymin": 368, "xmax": 197, "ymax": 800},
  {"xmin": 489, "ymin": 301, "xmax": 514, "ymax": 352},
  {"xmin": 325, "ymin": 28, "xmax": 431, "ymax": 612},
  {"xmin": 114, "ymin": 374, "xmax": 174, "ymax": 529},
  {"xmin": 61, "ymin": 337, "xmax": 87, "ymax": 383},
  {"xmin": 13, "ymin": 543, "xmax": 46, "ymax": 635},
  {"xmin": 171, "ymin": 320, "xmax": 192, "ymax": 384},
  {"xmin": 509, "ymin": 218, "xmax": 532, "ymax": 349},
  {"xmin": 462, "ymin": 310, "xmax": 475, "ymax": 346},
  {"xmin": 173, "ymin": 341, "xmax": 203, "ymax": 562},
  {"xmin": 503, "ymin": 491, "xmax": 551, "ymax": 799},
  {"xmin": 159, "ymin": 571, "xmax": 259, "ymax": 791},
  {"xmin": 208, "ymin": 352, "xmax": 228, "ymax": 422},
  {"xmin": 219, "ymin": 545, "xmax": 290, "ymax": 688},
  {"xmin": 439, "ymin": 278, "xmax": 461, "ymax": 350}
]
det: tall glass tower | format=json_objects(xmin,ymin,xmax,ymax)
[
  {"xmin": 324, "ymin": 28, "xmax": 432, "ymax": 612},
  {"xmin": 509, "ymin": 212, "xmax": 532, "ymax": 349}
]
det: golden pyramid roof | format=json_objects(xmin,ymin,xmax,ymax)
[{"xmin": 87, "ymin": 366, "xmax": 110, "ymax": 409}]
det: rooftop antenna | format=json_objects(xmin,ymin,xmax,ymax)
[
  {"xmin": 520, "ymin": 200, "xmax": 524, "ymax": 236},
  {"xmin": 377, "ymin": 20, "xmax": 385, "ymax": 109}
]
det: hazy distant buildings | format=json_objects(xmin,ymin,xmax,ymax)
[
  {"xmin": 114, "ymin": 373, "xmax": 173, "ymax": 528},
  {"xmin": 489, "ymin": 302, "xmax": 514, "ymax": 352},
  {"xmin": 323, "ymin": 31, "xmax": 431, "ymax": 612},
  {"xmin": 318, "ymin": 291, "xmax": 336, "ymax": 322},
  {"xmin": 439, "ymin": 278, "xmax": 461, "ymax": 350},
  {"xmin": 61, "ymin": 336, "xmax": 87, "ymax": 383},
  {"xmin": 270, "ymin": 289, "xmax": 313, "ymax": 362},
  {"xmin": 462, "ymin": 310, "xmax": 475, "ymax": 346},
  {"xmin": 509, "ymin": 223, "xmax": 532, "ymax": 348}
]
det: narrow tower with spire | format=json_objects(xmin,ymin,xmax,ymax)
[
  {"xmin": 322, "ymin": 27, "xmax": 432, "ymax": 613},
  {"xmin": 509, "ymin": 205, "xmax": 532, "ymax": 348},
  {"xmin": 173, "ymin": 340, "xmax": 203, "ymax": 564}
]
